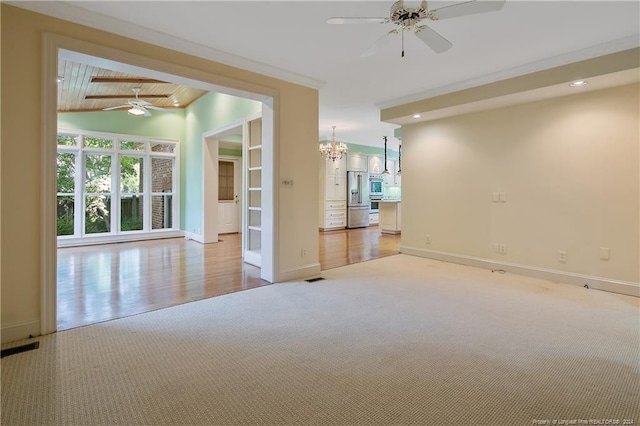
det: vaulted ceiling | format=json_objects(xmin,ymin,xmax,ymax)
[{"xmin": 57, "ymin": 60, "xmax": 207, "ymax": 112}]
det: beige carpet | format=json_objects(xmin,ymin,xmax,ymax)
[{"xmin": 2, "ymin": 254, "xmax": 639, "ymax": 425}]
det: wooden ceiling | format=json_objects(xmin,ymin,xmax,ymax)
[{"xmin": 57, "ymin": 60, "xmax": 208, "ymax": 112}]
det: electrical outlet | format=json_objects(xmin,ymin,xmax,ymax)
[
  {"xmin": 499, "ymin": 244, "xmax": 507, "ymax": 255},
  {"xmin": 559, "ymin": 250, "xmax": 567, "ymax": 263},
  {"xmin": 426, "ymin": 235, "xmax": 431, "ymax": 244},
  {"xmin": 599, "ymin": 247, "xmax": 610, "ymax": 261},
  {"xmin": 301, "ymin": 248, "xmax": 307, "ymax": 258}
]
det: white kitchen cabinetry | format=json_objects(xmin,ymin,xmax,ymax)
[
  {"xmin": 347, "ymin": 153, "xmax": 367, "ymax": 172},
  {"xmin": 382, "ymin": 159, "xmax": 402, "ymax": 187},
  {"xmin": 319, "ymin": 156, "xmax": 347, "ymax": 231},
  {"xmin": 384, "ymin": 159, "xmax": 395, "ymax": 186},
  {"xmin": 368, "ymin": 155, "xmax": 384, "ymax": 174},
  {"xmin": 379, "ymin": 201, "xmax": 401, "ymax": 234}
]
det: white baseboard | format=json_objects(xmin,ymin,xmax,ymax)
[
  {"xmin": 183, "ymin": 231, "xmax": 205, "ymax": 243},
  {"xmin": 1, "ymin": 320, "xmax": 41, "ymax": 344},
  {"xmin": 400, "ymin": 245, "xmax": 640, "ymax": 298},
  {"xmin": 278, "ymin": 263, "xmax": 322, "ymax": 283},
  {"xmin": 58, "ymin": 230, "xmax": 185, "ymax": 247}
]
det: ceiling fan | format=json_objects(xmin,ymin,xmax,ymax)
[
  {"xmin": 327, "ymin": 0, "xmax": 506, "ymax": 57},
  {"xmin": 103, "ymin": 88, "xmax": 174, "ymax": 117}
]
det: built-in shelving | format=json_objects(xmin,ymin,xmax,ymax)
[{"xmin": 244, "ymin": 117, "xmax": 263, "ymax": 267}]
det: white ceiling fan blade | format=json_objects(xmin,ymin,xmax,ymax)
[
  {"xmin": 428, "ymin": 0, "xmax": 506, "ymax": 20},
  {"xmin": 103, "ymin": 105, "xmax": 130, "ymax": 111},
  {"xmin": 360, "ymin": 29, "xmax": 399, "ymax": 58},
  {"xmin": 142, "ymin": 108, "xmax": 152, "ymax": 117},
  {"xmin": 414, "ymin": 25, "xmax": 452, "ymax": 53},
  {"xmin": 145, "ymin": 105, "xmax": 175, "ymax": 114},
  {"xmin": 327, "ymin": 17, "xmax": 389, "ymax": 25}
]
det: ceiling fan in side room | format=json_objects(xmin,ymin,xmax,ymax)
[
  {"xmin": 327, "ymin": 0, "xmax": 506, "ymax": 58},
  {"xmin": 102, "ymin": 88, "xmax": 175, "ymax": 117}
]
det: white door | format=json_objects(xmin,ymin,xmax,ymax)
[{"xmin": 218, "ymin": 158, "xmax": 240, "ymax": 234}]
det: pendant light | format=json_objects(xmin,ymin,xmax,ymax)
[
  {"xmin": 397, "ymin": 141, "xmax": 401, "ymax": 175},
  {"xmin": 382, "ymin": 136, "xmax": 390, "ymax": 175}
]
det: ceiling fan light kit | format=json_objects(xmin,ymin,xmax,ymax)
[
  {"xmin": 103, "ymin": 87, "xmax": 175, "ymax": 117},
  {"xmin": 328, "ymin": 0, "xmax": 506, "ymax": 58}
]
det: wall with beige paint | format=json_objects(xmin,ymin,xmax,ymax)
[
  {"xmin": 400, "ymin": 84, "xmax": 639, "ymax": 286},
  {"xmin": 0, "ymin": 5, "xmax": 319, "ymax": 342}
]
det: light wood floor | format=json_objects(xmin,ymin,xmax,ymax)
[{"xmin": 57, "ymin": 227, "xmax": 400, "ymax": 330}]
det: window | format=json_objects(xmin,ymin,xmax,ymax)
[
  {"xmin": 218, "ymin": 161, "xmax": 234, "ymax": 201},
  {"xmin": 56, "ymin": 129, "xmax": 178, "ymax": 242}
]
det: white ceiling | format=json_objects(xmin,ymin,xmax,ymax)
[{"xmin": 15, "ymin": 1, "xmax": 640, "ymax": 148}]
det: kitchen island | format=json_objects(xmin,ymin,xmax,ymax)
[{"xmin": 379, "ymin": 200, "xmax": 401, "ymax": 234}]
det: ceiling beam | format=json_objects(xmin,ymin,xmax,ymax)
[
  {"xmin": 85, "ymin": 94, "xmax": 171, "ymax": 99},
  {"xmin": 90, "ymin": 77, "xmax": 169, "ymax": 84}
]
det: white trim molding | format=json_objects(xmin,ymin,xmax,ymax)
[
  {"xmin": 8, "ymin": 1, "xmax": 325, "ymax": 90},
  {"xmin": 1, "ymin": 320, "xmax": 41, "ymax": 344},
  {"xmin": 377, "ymin": 36, "xmax": 640, "ymax": 110},
  {"xmin": 58, "ymin": 231, "xmax": 185, "ymax": 248},
  {"xmin": 184, "ymin": 231, "xmax": 205, "ymax": 244},
  {"xmin": 278, "ymin": 263, "xmax": 322, "ymax": 283},
  {"xmin": 400, "ymin": 245, "xmax": 640, "ymax": 298}
]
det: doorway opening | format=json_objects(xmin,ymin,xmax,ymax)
[{"xmin": 45, "ymin": 35, "xmax": 277, "ymax": 334}]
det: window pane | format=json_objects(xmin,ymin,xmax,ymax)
[
  {"xmin": 121, "ymin": 195, "xmax": 144, "ymax": 231},
  {"xmin": 57, "ymin": 196, "xmax": 74, "ymax": 236},
  {"xmin": 121, "ymin": 156, "xmax": 144, "ymax": 193},
  {"xmin": 57, "ymin": 152, "xmax": 75, "ymax": 193},
  {"xmin": 85, "ymin": 195, "xmax": 111, "ymax": 234},
  {"xmin": 218, "ymin": 161, "xmax": 234, "ymax": 201},
  {"xmin": 84, "ymin": 136, "xmax": 113, "ymax": 149},
  {"xmin": 120, "ymin": 140, "xmax": 145, "ymax": 151},
  {"xmin": 152, "ymin": 195, "xmax": 173, "ymax": 229},
  {"xmin": 85, "ymin": 154, "xmax": 112, "ymax": 193},
  {"xmin": 151, "ymin": 158, "xmax": 173, "ymax": 193},
  {"xmin": 150, "ymin": 143, "xmax": 175, "ymax": 153},
  {"xmin": 57, "ymin": 134, "xmax": 77, "ymax": 146}
]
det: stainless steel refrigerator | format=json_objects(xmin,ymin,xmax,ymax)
[{"xmin": 347, "ymin": 171, "xmax": 370, "ymax": 228}]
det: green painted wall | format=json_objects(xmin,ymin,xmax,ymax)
[
  {"xmin": 58, "ymin": 110, "xmax": 186, "ymax": 141},
  {"xmin": 319, "ymin": 140, "xmax": 399, "ymax": 159},
  {"xmin": 183, "ymin": 91, "xmax": 261, "ymax": 233},
  {"xmin": 59, "ymin": 92, "xmax": 258, "ymax": 233}
]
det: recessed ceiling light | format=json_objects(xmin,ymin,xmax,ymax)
[
  {"xmin": 173, "ymin": 101, "xmax": 180, "ymax": 107},
  {"xmin": 56, "ymin": 75, "xmax": 64, "ymax": 83},
  {"xmin": 412, "ymin": 114, "xmax": 421, "ymax": 119},
  {"xmin": 569, "ymin": 80, "xmax": 587, "ymax": 87}
]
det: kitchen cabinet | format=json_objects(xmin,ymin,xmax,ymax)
[
  {"xmin": 319, "ymin": 156, "xmax": 347, "ymax": 231},
  {"xmin": 347, "ymin": 153, "xmax": 367, "ymax": 172},
  {"xmin": 379, "ymin": 201, "xmax": 401, "ymax": 234},
  {"xmin": 384, "ymin": 159, "xmax": 395, "ymax": 186},
  {"xmin": 368, "ymin": 155, "xmax": 384, "ymax": 174}
]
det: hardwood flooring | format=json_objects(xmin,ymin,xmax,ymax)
[{"xmin": 57, "ymin": 227, "xmax": 400, "ymax": 330}]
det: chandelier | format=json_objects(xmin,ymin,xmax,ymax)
[{"xmin": 319, "ymin": 126, "xmax": 348, "ymax": 162}]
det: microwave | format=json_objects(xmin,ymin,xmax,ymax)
[{"xmin": 370, "ymin": 174, "xmax": 384, "ymax": 197}]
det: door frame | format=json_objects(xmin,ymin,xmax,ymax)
[
  {"xmin": 202, "ymin": 121, "xmax": 244, "ymax": 243},
  {"xmin": 41, "ymin": 34, "xmax": 279, "ymax": 336},
  {"xmin": 218, "ymin": 155, "xmax": 242, "ymax": 234}
]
